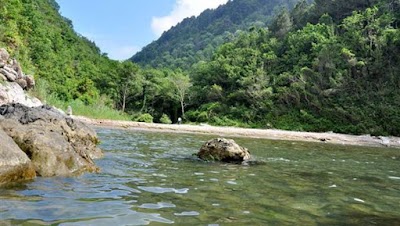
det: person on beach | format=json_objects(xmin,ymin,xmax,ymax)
[{"xmin": 178, "ymin": 117, "xmax": 182, "ymax": 125}]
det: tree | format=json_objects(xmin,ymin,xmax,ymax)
[
  {"xmin": 270, "ymin": 8, "xmax": 293, "ymax": 38},
  {"xmin": 117, "ymin": 61, "xmax": 141, "ymax": 112},
  {"xmin": 169, "ymin": 71, "xmax": 192, "ymax": 118}
]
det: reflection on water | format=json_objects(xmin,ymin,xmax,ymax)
[{"xmin": 1, "ymin": 128, "xmax": 400, "ymax": 225}]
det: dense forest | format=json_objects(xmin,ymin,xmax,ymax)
[
  {"xmin": 0, "ymin": 0, "xmax": 113, "ymax": 104},
  {"xmin": 1, "ymin": 0, "xmax": 400, "ymax": 136},
  {"xmin": 131, "ymin": 0, "xmax": 304, "ymax": 69},
  {"xmin": 188, "ymin": 0, "xmax": 400, "ymax": 135}
]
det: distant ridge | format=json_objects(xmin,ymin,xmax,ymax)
[{"xmin": 131, "ymin": 0, "xmax": 299, "ymax": 69}]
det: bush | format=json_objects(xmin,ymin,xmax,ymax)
[
  {"xmin": 210, "ymin": 116, "xmax": 245, "ymax": 127},
  {"xmin": 185, "ymin": 110, "xmax": 209, "ymax": 122},
  {"xmin": 135, "ymin": 113, "xmax": 153, "ymax": 123},
  {"xmin": 159, "ymin": 114, "xmax": 172, "ymax": 124}
]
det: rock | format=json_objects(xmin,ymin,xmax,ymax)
[
  {"xmin": 0, "ymin": 103, "xmax": 103, "ymax": 177},
  {"xmin": 0, "ymin": 128, "xmax": 36, "ymax": 185},
  {"xmin": 0, "ymin": 66, "xmax": 18, "ymax": 82},
  {"xmin": 0, "ymin": 48, "xmax": 36, "ymax": 91},
  {"xmin": 25, "ymin": 75, "xmax": 35, "ymax": 89},
  {"xmin": 197, "ymin": 138, "xmax": 251, "ymax": 162},
  {"xmin": 0, "ymin": 82, "xmax": 42, "ymax": 107},
  {"xmin": 0, "ymin": 48, "xmax": 9, "ymax": 64},
  {"xmin": 16, "ymin": 78, "xmax": 27, "ymax": 89},
  {"xmin": 11, "ymin": 59, "xmax": 23, "ymax": 78},
  {"xmin": 0, "ymin": 72, "xmax": 6, "ymax": 81}
]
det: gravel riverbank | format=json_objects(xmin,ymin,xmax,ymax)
[{"xmin": 72, "ymin": 116, "xmax": 400, "ymax": 149}]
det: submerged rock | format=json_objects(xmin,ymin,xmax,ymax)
[
  {"xmin": 0, "ymin": 103, "xmax": 103, "ymax": 180},
  {"xmin": 197, "ymin": 138, "xmax": 251, "ymax": 162}
]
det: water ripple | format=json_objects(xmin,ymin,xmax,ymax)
[{"xmin": 137, "ymin": 186, "xmax": 189, "ymax": 194}]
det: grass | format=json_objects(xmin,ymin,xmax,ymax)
[
  {"xmin": 48, "ymin": 97, "xmax": 132, "ymax": 121},
  {"xmin": 29, "ymin": 79, "xmax": 132, "ymax": 121}
]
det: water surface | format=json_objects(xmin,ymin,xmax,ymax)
[{"xmin": 1, "ymin": 128, "xmax": 400, "ymax": 225}]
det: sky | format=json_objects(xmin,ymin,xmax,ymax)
[{"xmin": 56, "ymin": 0, "xmax": 228, "ymax": 61}]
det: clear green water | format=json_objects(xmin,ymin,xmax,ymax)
[{"xmin": 1, "ymin": 128, "xmax": 400, "ymax": 225}]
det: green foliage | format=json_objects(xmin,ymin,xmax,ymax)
[
  {"xmin": 0, "ymin": 0, "xmax": 120, "ymax": 104},
  {"xmin": 3, "ymin": 0, "xmax": 400, "ymax": 136},
  {"xmin": 46, "ymin": 95, "xmax": 130, "ymax": 121},
  {"xmin": 187, "ymin": 0, "xmax": 400, "ymax": 136},
  {"xmin": 131, "ymin": 0, "xmax": 298, "ymax": 69},
  {"xmin": 159, "ymin": 114, "xmax": 172, "ymax": 124},
  {"xmin": 135, "ymin": 113, "xmax": 154, "ymax": 123},
  {"xmin": 210, "ymin": 116, "xmax": 248, "ymax": 128}
]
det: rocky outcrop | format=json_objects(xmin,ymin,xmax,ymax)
[
  {"xmin": 0, "ymin": 48, "xmax": 41, "ymax": 107},
  {"xmin": 0, "ymin": 48, "xmax": 102, "ymax": 185},
  {"xmin": 0, "ymin": 104, "xmax": 103, "ymax": 182},
  {"xmin": 0, "ymin": 82, "xmax": 42, "ymax": 107},
  {"xmin": 197, "ymin": 138, "xmax": 251, "ymax": 162},
  {"xmin": 0, "ymin": 127, "xmax": 36, "ymax": 184},
  {"xmin": 0, "ymin": 48, "xmax": 34, "ymax": 90}
]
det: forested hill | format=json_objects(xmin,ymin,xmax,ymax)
[
  {"xmin": 0, "ymin": 0, "xmax": 121, "ymax": 104},
  {"xmin": 130, "ymin": 0, "xmax": 301, "ymax": 69},
  {"xmin": 186, "ymin": 0, "xmax": 400, "ymax": 136},
  {"xmin": 2, "ymin": 0, "xmax": 400, "ymax": 136}
]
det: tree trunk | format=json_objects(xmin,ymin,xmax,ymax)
[
  {"xmin": 140, "ymin": 85, "xmax": 147, "ymax": 113},
  {"xmin": 180, "ymin": 99, "xmax": 185, "ymax": 118},
  {"xmin": 122, "ymin": 88, "xmax": 127, "ymax": 112}
]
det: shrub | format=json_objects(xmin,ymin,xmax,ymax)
[
  {"xmin": 160, "ymin": 114, "xmax": 172, "ymax": 124},
  {"xmin": 185, "ymin": 110, "xmax": 208, "ymax": 122},
  {"xmin": 210, "ymin": 116, "xmax": 245, "ymax": 127},
  {"xmin": 135, "ymin": 113, "xmax": 153, "ymax": 123}
]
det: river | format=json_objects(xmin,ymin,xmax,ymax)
[{"xmin": 1, "ymin": 128, "xmax": 400, "ymax": 225}]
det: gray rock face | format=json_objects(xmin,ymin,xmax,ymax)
[
  {"xmin": 0, "ymin": 82, "xmax": 42, "ymax": 107},
  {"xmin": 0, "ymin": 104, "xmax": 103, "ymax": 178},
  {"xmin": 0, "ymin": 48, "xmax": 41, "ymax": 108},
  {"xmin": 0, "ymin": 67, "xmax": 18, "ymax": 82},
  {"xmin": 0, "ymin": 48, "xmax": 35, "ymax": 90},
  {"xmin": 197, "ymin": 138, "xmax": 251, "ymax": 162},
  {"xmin": 0, "ymin": 128, "xmax": 36, "ymax": 185}
]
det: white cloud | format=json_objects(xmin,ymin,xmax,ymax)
[{"xmin": 151, "ymin": 0, "xmax": 228, "ymax": 37}]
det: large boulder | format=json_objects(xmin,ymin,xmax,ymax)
[
  {"xmin": 197, "ymin": 138, "xmax": 251, "ymax": 162},
  {"xmin": 0, "ymin": 104, "xmax": 103, "ymax": 177},
  {"xmin": 0, "ymin": 128, "xmax": 36, "ymax": 185},
  {"xmin": 0, "ymin": 82, "xmax": 42, "ymax": 107}
]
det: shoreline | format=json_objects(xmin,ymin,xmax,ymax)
[{"xmin": 72, "ymin": 115, "xmax": 400, "ymax": 149}]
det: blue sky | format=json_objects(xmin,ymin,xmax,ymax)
[{"xmin": 56, "ymin": 0, "xmax": 228, "ymax": 61}]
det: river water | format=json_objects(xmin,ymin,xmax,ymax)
[{"xmin": 1, "ymin": 128, "xmax": 400, "ymax": 225}]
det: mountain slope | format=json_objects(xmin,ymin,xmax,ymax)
[
  {"xmin": 0, "ymin": 0, "xmax": 117, "ymax": 104},
  {"xmin": 187, "ymin": 0, "xmax": 400, "ymax": 136},
  {"xmin": 131, "ymin": 0, "xmax": 299, "ymax": 69}
]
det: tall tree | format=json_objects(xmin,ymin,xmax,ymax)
[
  {"xmin": 117, "ymin": 61, "xmax": 141, "ymax": 112},
  {"xmin": 169, "ymin": 71, "xmax": 192, "ymax": 118}
]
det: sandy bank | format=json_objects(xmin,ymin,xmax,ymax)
[{"xmin": 72, "ymin": 115, "xmax": 400, "ymax": 149}]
